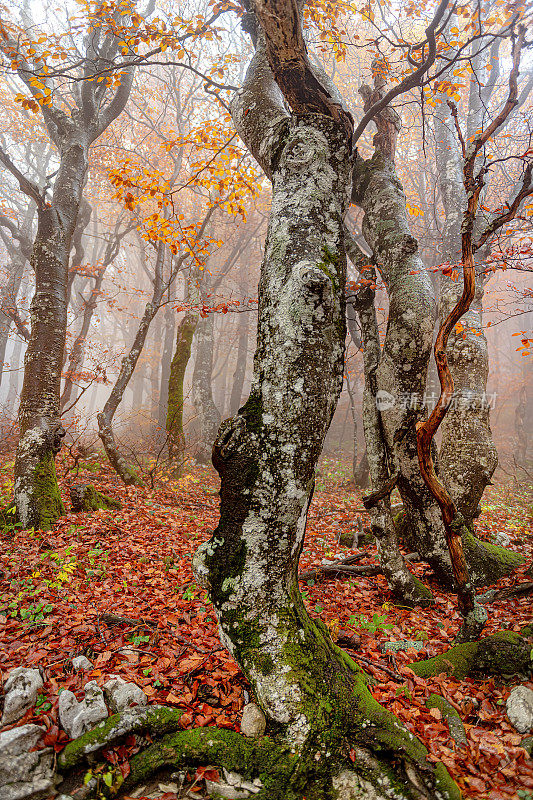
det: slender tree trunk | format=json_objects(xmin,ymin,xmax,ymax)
[
  {"xmin": 158, "ymin": 298, "xmax": 176, "ymax": 428},
  {"xmin": 435, "ymin": 99, "xmax": 498, "ymax": 524},
  {"xmin": 60, "ymin": 266, "xmax": 105, "ymax": 410},
  {"xmin": 347, "ymin": 248, "xmax": 432, "ymax": 606},
  {"xmin": 149, "ymin": 313, "xmax": 162, "ymax": 422},
  {"xmin": 5, "ymin": 334, "xmax": 25, "ymax": 416},
  {"xmin": 229, "ymin": 311, "xmax": 249, "ymax": 415},
  {"xmin": 191, "ymin": 311, "xmax": 220, "ymax": 464},
  {"xmin": 166, "ymin": 312, "xmax": 197, "ymax": 472},
  {"xmin": 0, "ymin": 249, "xmax": 26, "ymax": 388},
  {"xmin": 98, "ymin": 243, "xmax": 165, "ymax": 484}
]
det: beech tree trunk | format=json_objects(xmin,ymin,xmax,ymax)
[
  {"xmin": 192, "ymin": 7, "xmax": 460, "ymax": 796},
  {"xmin": 14, "ymin": 143, "xmax": 88, "ymax": 529},
  {"xmin": 435, "ymin": 97, "xmax": 498, "ymax": 525},
  {"xmin": 229, "ymin": 311, "xmax": 249, "ymax": 415},
  {"xmin": 158, "ymin": 299, "xmax": 176, "ymax": 428},
  {"xmin": 98, "ymin": 243, "xmax": 165, "ymax": 484},
  {"xmin": 166, "ymin": 313, "xmax": 197, "ymax": 471},
  {"xmin": 191, "ymin": 312, "xmax": 221, "ymax": 464}
]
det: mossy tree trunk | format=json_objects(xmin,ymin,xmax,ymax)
[
  {"xmin": 191, "ymin": 311, "xmax": 221, "ymax": 464},
  {"xmin": 166, "ymin": 312, "xmax": 197, "ymax": 472},
  {"xmin": 192, "ymin": 8, "xmax": 460, "ymax": 797}
]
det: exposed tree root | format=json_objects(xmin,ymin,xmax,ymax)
[
  {"xmin": 410, "ymin": 631, "xmax": 532, "ymax": 680},
  {"xmin": 57, "ymin": 706, "xmax": 185, "ymax": 770}
]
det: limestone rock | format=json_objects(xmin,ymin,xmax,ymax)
[
  {"xmin": 507, "ymin": 685, "xmax": 533, "ymax": 734},
  {"xmin": 240, "ymin": 703, "xmax": 266, "ymax": 738},
  {"xmin": 1, "ymin": 667, "xmax": 43, "ymax": 726},
  {"xmin": 58, "ymin": 681, "xmax": 108, "ymax": 739},
  {"xmin": 71, "ymin": 656, "xmax": 93, "ymax": 672},
  {"xmin": 102, "ymin": 676, "xmax": 147, "ymax": 713},
  {"xmin": 0, "ymin": 724, "xmax": 56, "ymax": 800}
]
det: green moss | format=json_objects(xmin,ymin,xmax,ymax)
[
  {"xmin": 520, "ymin": 735, "xmax": 533, "ymax": 757},
  {"xmin": 317, "ymin": 245, "xmax": 340, "ymax": 293},
  {"xmin": 238, "ymin": 392, "xmax": 263, "ymax": 433},
  {"xmin": 34, "ymin": 453, "xmax": 64, "ymax": 531},
  {"xmin": 167, "ymin": 314, "xmax": 197, "ymax": 462},
  {"xmin": 72, "ymin": 485, "xmax": 121, "ymax": 513},
  {"xmin": 462, "ymin": 529, "xmax": 524, "ymax": 586},
  {"xmin": 58, "ymin": 706, "xmax": 184, "ymax": 770},
  {"xmin": 411, "ymin": 632, "xmax": 532, "ymax": 680}
]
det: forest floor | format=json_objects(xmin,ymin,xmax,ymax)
[{"xmin": 0, "ymin": 451, "xmax": 532, "ymax": 800}]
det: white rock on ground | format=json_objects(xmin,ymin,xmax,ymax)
[
  {"xmin": 71, "ymin": 655, "xmax": 94, "ymax": 672},
  {"xmin": 506, "ymin": 685, "xmax": 533, "ymax": 734},
  {"xmin": 0, "ymin": 723, "xmax": 56, "ymax": 800},
  {"xmin": 240, "ymin": 703, "xmax": 266, "ymax": 738},
  {"xmin": 1, "ymin": 667, "xmax": 43, "ymax": 726},
  {"xmin": 58, "ymin": 681, "xmax": 108, "ymax": 739},
  {"xmin": 102, "ymin": 676, "xmax": 147, "ymax": 713}
]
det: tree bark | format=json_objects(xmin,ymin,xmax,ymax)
[
  {"xmin": 98, "ymin": 243, "xmax": 165, "ymax": 483},
  {"xmin": 192, "ymin": 7, "xmax": 459, "ymax": 794},
  {"xmin": 191, "ymin": 311, "xmax": 221, "ymax": 464},
  {"xmin": 166, "ymin": 312, "xmax": 197, "ymax": 472},
  {"xmin": 158, "ymin": 297, "xmax": 176, "ymax": 428},
  {"xmin": 229, "ymin": 311, "xmax": 249, "ymax": 415},
  {"xmin": 435, "ymin": 95, "xmax": 498, "ymax": 527},
  {"xmin": 14, "ymin": 140, "xmax": 88, "ymax": 529}
]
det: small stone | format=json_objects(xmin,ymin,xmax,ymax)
[
  {"xmin": 507, "ymin": 685, "xmax": 533, "ymax": 734},
  {"xmin": 71, "ymin": 656, "xmax": 94, "ymax": 672},
  {"xmin": 0, "ymin": 724, "xmax": 56, "ymax": 800},
  {"xmin": 1, "ymin": 667, "xmax": 43, "ymax": 726},
  {"xmin": 59, "ymin": 681, "xmax": 108, "ymax": 739},
  {"xmin": 103, "ymin": 676, "xmax": 147, "ymax": 713},
  {"xmin": 240, "ymin": 703, "xmax": 266, "ymax": 738},
  {"xmin": 205, "ymin": 779, "xmax": 251, "ymax": 799},
  {"xmin": 493, "ymin": 532, "xmax": 511, "ymax": 547},
  {"xmin": 381, "ymin": 640, "xmax": 424, "ymax": 653}
]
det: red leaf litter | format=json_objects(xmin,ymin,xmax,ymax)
[{"xmin": 1, "ymin": 454, "xmax": 532, "ymax": 799}]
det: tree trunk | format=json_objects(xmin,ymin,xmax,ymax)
[
  {"xmin": 14, "ymin": 138, "xmax": 88, "ymax": 529},
  {"xmin": 98, "ymin": 278, "xmax": 163, "ymax": 483},
  {"xmin": 5, "ymin": 334, "xmax": 25, "ymax": 416},
  {"xmin": 345, "ymin": 234, "xmax": 432, "ymax": 606},
  {"xmin": 435, "ymin": 98, "xmax": 498, "ymax": 525},
  {"xmin": 158, "ymin": 298, "xmax": 176, "ymax": 428},
  {"xmin": 352, "ymin": 152, "xmax": 460, "ymax": 587},
  {"xmin": 191, "ymin": 311, "xmax": 220, "ymax": 464},
  {"xmin": 194, "ymin": 107, "xmax": 458, "ymax": 798},
  {"xmin": 166, "ymin": 312, "xmax": 197, "ymax": 471},
  {"xmin": 229, "ymin": 311, "xmax": 249, "ymax": 415}
]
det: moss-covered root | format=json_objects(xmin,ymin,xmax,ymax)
[
  {"xmin": 120, "ymin": 728, "xmax": 301, "ymax": 800},
  {"xmin": 462, "ymin": 529, "xmax": 524, "ymax": 587},
  {"xmin": 410, "ymin": 632, "xmax": 533, "ymax": 680},
  {"xmin": 58, "ymin": 706, "xmax": 184, "ymax": 771},
  {"xmin": 118, "ymin": 722, "xmax": 461, "ymax": 800},
  {"xmin": 426, "ymin": 695, "xmax": 467, "ymax": 746},
  {"xmin": 70, "ymin": 484, "xmax": 122, "ymax": 513}
]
